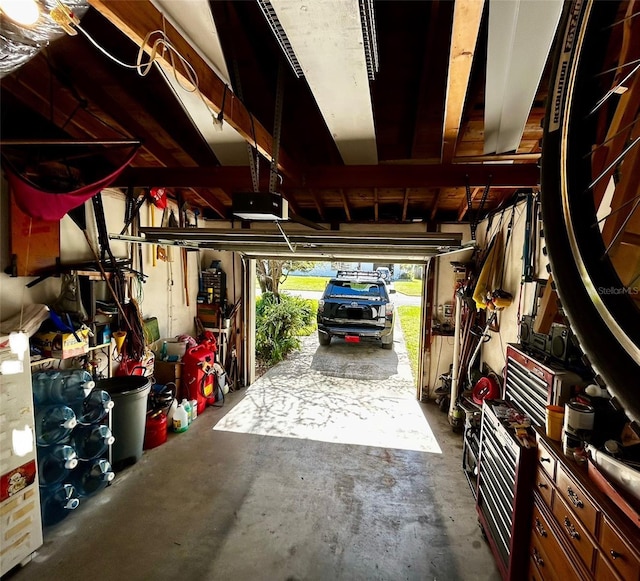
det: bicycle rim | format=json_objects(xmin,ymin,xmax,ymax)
[{"xmin": 541, "ymin": 0, "xmax": 640, "ymax": 426}]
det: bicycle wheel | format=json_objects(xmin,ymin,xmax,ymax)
[{"xmin": 541, "ymin": 0, "xmax": 640, "ymax": 427}]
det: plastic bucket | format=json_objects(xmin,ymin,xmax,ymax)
[
  {"xmin": 545, "ymin": 405, "xmax": 564, "ymax": 442},
  {"xmin": 97, "ymin": 376, "xmax": 151, "ymax": 469}
]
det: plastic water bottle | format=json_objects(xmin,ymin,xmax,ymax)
[
  {"xmin": 32, "ymin": 371, "xmax": 61, "ymax": 404},
  {"xmin": 172, "ymin": 402, "xmax": 189, "ymax": 433},
  {"xmin": 51, "ymin": 369, "xmax": 95, "ymax": 404},
  {"xmin": 37, "ymin": 444, "xmax": 78, "ymax": 487},
  {"xmin": 40, "ymin": 483, "xmax": 80, "ymax": 526},
  {"xmin": 70, "ymin": 458, "xmax": 115, "ymax": 497},
  {"xmin": 71, "ymin": 424, "xmax": 115, "ymax": 460},
  {"xmin": 35, "ymin": 405, "xmax": 77, "ymax": 446},
  {"xmin": 190, "ymin": 399, "xmax": 198, "ymax": 421},
  {"xmin": 73, "ymin": 389, "xmax": 114, "ymax": 425}
]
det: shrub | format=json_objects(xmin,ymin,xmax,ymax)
[{"xmin": 255, "ymin": 292, "xmax": 316, "ymax": 366}]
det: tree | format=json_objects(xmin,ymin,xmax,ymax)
[{"xmin": 256, "ymin": 259, "xmax": 315, "ymax": 296}]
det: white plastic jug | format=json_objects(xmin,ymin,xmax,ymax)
[{"xmin": 172, "ymin": 403, "xmax": 189, "ymax": 433}]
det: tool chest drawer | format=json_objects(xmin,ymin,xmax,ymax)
[{"xmin": 476, "ymin": 400, "xmax": 537, "ymax": 581}]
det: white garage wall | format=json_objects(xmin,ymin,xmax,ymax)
[
  {"xmin": 474, "ymin": 197, "xmax": 549, "ymax": 378},
  {"xmin": 0, "ymin": 183, "xmax": 198, "ymax": 340},
  {"xmin": 423, "ymin": 199, "xmax": 549, "ymax": 394}
]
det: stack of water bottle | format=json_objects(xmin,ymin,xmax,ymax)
[{"xmin": 32, "ymin": 369, "xmax": 116, "ymax": 527}]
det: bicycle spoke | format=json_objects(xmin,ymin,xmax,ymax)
[
  {"xmin": 594, "ymin": 191, "xmax": 640, "ymax": 228},
  {"xmin": 602, "ymin": 197, "xmax": 640, "ymax": 258},
  {"xmin": 596, "ymin": 57, "xmax": 640, "ymax": 79},
  {"xmin": 584, "ymin": 117, "xmax": 640, "ymax": 160},
  {"xmin": 587, "ymin": 136, "xmax": 640, "ymax": 192},
  {"xmin": 590, "ymin": 61, "xmax": 640, "ymax": 115}
]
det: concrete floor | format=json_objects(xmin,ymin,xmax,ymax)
[{"xmin": 5, "ymin": 329, "xmax": 500, "ymax": 581}]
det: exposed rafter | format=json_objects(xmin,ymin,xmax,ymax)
[
  {"xmin": 88, "ymin": 0, "xmax": 301, "ymax": 183},
  {"xmin": 402, "ymin": 189, "xmax": 410, "ymax": 221},
  {"xmin": 115, "ymin": 164, "xmax": 539, "ymax": 189},
  {"xmin": 340, "ymin": 189, "xmax": 352, "ymax": 222},
  {"xmin": 441, "ymin": 0, "xmax": 485, "ymax": 163},
  {"xmin": 430, "ymin": 189, "xmax": 442, "ymax": 221}
]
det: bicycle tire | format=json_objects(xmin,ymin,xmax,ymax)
[{"xmin": 541, "ymin": 0, "xmax": 640, "ymax": 427}]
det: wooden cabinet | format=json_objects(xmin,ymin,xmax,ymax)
[{"xmin": 530, "ymin": 431, "xmax": 640, "ymax": 581}]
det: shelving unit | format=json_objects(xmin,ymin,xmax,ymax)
[{"xmin": 31, "ymin": 343, "xmax": 113, "ymax": 379}]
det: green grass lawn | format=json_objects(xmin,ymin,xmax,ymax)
[
  {"xmin": 280, "ymin": 276, "xmax": 329, "ymax": 292},
  {"xmin": 397, "ymin": 305, "xmax": 420, "ymax": 375},
  {"xmin": 394, "ymin": 279, "xmax": 423, "ymax": 296},
  {"xmin": 281, "ymin": 275, "xmax": 423, "ymax": 297}
]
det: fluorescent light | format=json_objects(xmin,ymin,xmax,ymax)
[{"xmin": 0, "ymin": 0, "xmax": 39, "ymax": 26}]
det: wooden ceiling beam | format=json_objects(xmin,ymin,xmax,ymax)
[
  {"xmin": 441, "ymin": 0, "xmax": 485, "ymax": 163},
  {"xmin": 312, "ymin": 190, "xmax": 326, "ymax": 222},
  {"xmin": 340, "ymin": 189, "xmax": 352, "ymax": 222},
  {"xmin": 115, "ymin": 163, "xmax": 539, "ymax": 189},
  {"xmin": 402, "ymin": 188, "xmax": 410, "ymax": 221},
  {"xmin": 189, "ymin": 187, "xmax": 227, "ymax": 218},
  {"xmin": 457, "ymin": 187, "xmax": 481, "ymax": 221},
  {"xmin": 411, "ymin": 1, "xmax": 454, "ymax": 159},
  {"xmin": 430, "ymin": 189, "xmax": 441, "ymax": 221},
  {"xmin": 374, "ymin": 188, "xmax": 379, "ymax": 222},
  {"xmin": 88, "ymin": 0, "xmax": 301, "ymax": 184}
]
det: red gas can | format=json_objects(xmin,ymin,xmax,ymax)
[
  {"xmin": 182, "ymin": 344, "xmax": 217, "ymax": 414},
  {"xmin": 144, "ymin": 411, "xmax": 167, "ymax": 449}
]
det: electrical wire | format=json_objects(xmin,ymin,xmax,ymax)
[{"xmin": 71, "ymin": 22, "xmax": 221, "ymax": 126}]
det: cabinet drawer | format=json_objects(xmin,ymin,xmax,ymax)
[
  {"xmin": 531, "ymin": 503, "xmax": 582, "ymax": 580},
  {"xmin": 537, "ymin": 439, "xmax": 556, "ymax": 481},
  {"xmin": 555, "ymin": 464, "xmax": 598, "ymax": 535},
  {"xmin": 551, "ymin": 492, "xmax": 596, "ymax": 571},
  {"xmin": 595, "ymin": 551, "xmax": 623, "ymax": 581},
  {"xmin": 535, "ymin": 467, "xmax": 553, "ymax": 508},
  {"xmin": 599, "ymin": 518, "xmax": 640, "ymax": 581},
  {"xmin": 529, "ymin": 557, "xmax": 544, "ymax": 581},
  {"xmin": 530, "ymin": 529, "xmax": 581, "ymax": 581}
]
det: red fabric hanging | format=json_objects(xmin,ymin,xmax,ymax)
[{"xmin": 3, "ymin": 148, "xmax": 138, "ymax": 222}]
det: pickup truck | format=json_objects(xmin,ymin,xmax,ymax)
[{"xmin": 317, "ymin": 271, "xmax": 395, "ymax": 349}]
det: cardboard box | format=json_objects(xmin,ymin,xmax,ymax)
[
  {"xmin": 153, "ymin": 360, "xmax": 184, "ymax": 399},
  {"xmin": 197, "ymin": 304, "xmax": 220, "ymax": 325},
  {"xmin": 33, "ymin": 329, "xmax": 89, "ymax": 359}
]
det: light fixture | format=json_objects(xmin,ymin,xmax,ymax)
[
  {"xmin": 232, "ymin": 192, "xmax": 289, "ymax": 221},
  {"xmin": 0, "ymin": 0, "xmax": 40, "ymax": 26}
]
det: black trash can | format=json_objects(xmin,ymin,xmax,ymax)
[{"xmin": 97, "ymin": 376, "xmax": 151, "ymax": 469}]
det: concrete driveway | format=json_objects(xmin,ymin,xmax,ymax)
[{"xmin": 215, "ymin": 316, "xmax": 424, "ymax": 450}]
